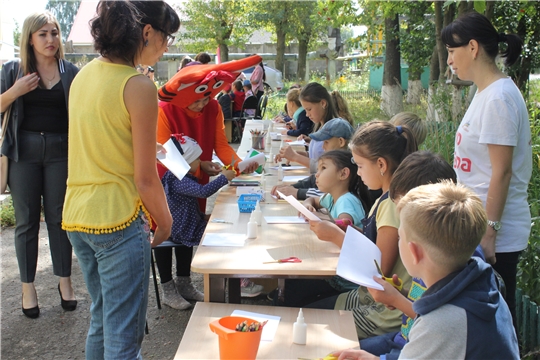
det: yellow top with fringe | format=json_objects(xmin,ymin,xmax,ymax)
[{"xmin": 62, "ymin": 59, "xmax": 151, "ymax": 233}]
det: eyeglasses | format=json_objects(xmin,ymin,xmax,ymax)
[{"xmin": 152, "ymin": 25, "xmax": 175, "ymax": 47}]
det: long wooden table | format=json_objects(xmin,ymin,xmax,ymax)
[
  {"xmin": 192, "ymin": 120, "xmax": 337, "ymax": 302},
  {"xmin": 174, "ymin": 302, "xmax": 359, "ymax": 359}
]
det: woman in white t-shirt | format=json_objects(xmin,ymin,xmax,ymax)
[{"xmin": 443, "ymin": 12, "xmax": 531, "ymax": 329}]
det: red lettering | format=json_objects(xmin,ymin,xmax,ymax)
[
  {"xmin": 461, "ymin": 158, "xmax": 471, "ymax": 172},
  {"xmin": 456, "ymin": 132, "xmax": 462, "ymax": 146},
  {"xmin": 453, "ymin": 155, "xmax": 472, "ymax": 172}
]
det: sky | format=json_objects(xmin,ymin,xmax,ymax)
[{"xmin": 3, "ymin": 0, "xmax": 49, "ymax": 27}]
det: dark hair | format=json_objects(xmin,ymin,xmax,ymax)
[
  {"xmin": 91, "ymin": 1, "xmax": 180, "ymax": 66},
  {"xmin": 318, "ymin": 150, "xmax": 373, "ymax": 213},
  {"xmin": 233, "ymin": 80, "xmax": 243, "ymax": 91},
  {"xmin": 350, "ymin": 120, "xmax": 418, "ymax": 175},
  {"xmin": 300, "ymin": 82, "xmax": 338, "ymax": 131},
  {"xmin": 258, "ymin": 61, "xmax": 266, "ymax": 81},
  {"xmin": 195, "ymin": 52, "xmax": 211, "ymax": 64},
  {"xmin": 179, "ymin": 56, "xmax": 192, "ymax": 69},
  {"xmin": 389, "ymin": 151, "xmax": 457, "ymax": 201},
  {"xmin": 441, "ymin": 11, "xmax": 523, "ymax": 67}
]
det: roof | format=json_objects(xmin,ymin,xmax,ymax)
[
  {"xmin": 67, "ymin": 0, "xmax": 97, "ymax": 44},
  {"xmin": 67, "ymin": 0, "xmax": 184, "ymax": 45}
]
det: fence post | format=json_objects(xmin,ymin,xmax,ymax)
[
  {"xmin": 517, "ymin": 288, "xmax": 523, "ymax": 340},
  {"xmin": 523, "ymin": 295, "xmax": 531, "ymax": 351},
  {"xmin": 531, "ymin": 302, "xmax": 538, "ymax": 351}
]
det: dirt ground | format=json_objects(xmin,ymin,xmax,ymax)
[{"xmin": 0, "ymin": 153, "xmax": 272, "ymax": 359}]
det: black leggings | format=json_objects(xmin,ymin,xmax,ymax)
[
  {"xmin": 153, "ymin": 245, "xmax": 193, "ymax": 283},
  {"xmin": 493, "ymin": 251, "xmax": 521, "ymax": 333}
]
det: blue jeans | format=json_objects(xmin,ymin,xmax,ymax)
[
  {"xmin": 68, "ymin": 212, "xmax": 151, "ymax": 360},
  {"xmin": 360, "ymin": 331, "xmax": 403, "ymax": 357}
]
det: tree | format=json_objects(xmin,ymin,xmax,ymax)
[
  {"xmin": 493, "ymin": 1, "xmax": 540, "ymax": 92},
  {"xmin": 13, "ymin": 21, "xmax": 21, "ymax": 47},
  {"xmin": 380, "ymin": 12, "xmax": 403, "ymax": 116},
  {"xmin": 46, "ymin": 0, "xmax": 80, "ymax": 40},
  {"xmin": 255, "ymin": 1, "xmax": 298, "ymax": 74},
  {"xmin": 294, "ymin": 1, "xmax": 324, "ymax": 82},
  {"xmin": 178, "ymin": 0, "xmax": 251, "ymax": 63},
  {"xmin": 400, "ymin": 2, "xmax": 435, "ymax": 104}
]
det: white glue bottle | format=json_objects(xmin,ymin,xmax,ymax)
[
  {"xmin": 252, "ymin": 201, "xmax": 263, "ymax": 227},
  {"xmin": 266, "ymin": 130, "xmax": 272, "ymax": 147},
  {"xmin": 247, "ymin": 213, "xmax": 257, "ymax": 239},
  {"xmin": 292, "ymin": 308, "xmax": 307, "ymax": 345},
  {"xmin": 277, "ymin": 163, "xmax": 284, "ymax": 182}
]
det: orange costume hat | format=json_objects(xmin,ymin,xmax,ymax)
[{"xmin": 158, "ymin": 55, "xmax": 262, "ymax": 108}]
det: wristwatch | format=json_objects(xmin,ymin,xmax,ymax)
[{"xmin": 488, "ymin": 220, "xmax": 502, "ymax": 231}]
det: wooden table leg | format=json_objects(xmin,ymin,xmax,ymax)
[
  {"xmin": 229, "ymin": 278, "xmax": 241, "ymax": 304},
  {"xmin": 208, "ymin": 276, "xmax": 226, "ymax": 303}
]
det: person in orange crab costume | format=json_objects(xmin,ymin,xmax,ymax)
[{"xmin": 154, "ymin": 55, "xmax": 265, "ymax": 307}]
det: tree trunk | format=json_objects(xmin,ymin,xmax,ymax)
[
  {"xmin": 275, "ymin": 27, "xmax": 286, "ymax": 74},
  {"xmin": 407, "ymin": 79, "xmax": 423, "ymax": 105},
  {"xmin": 434, "ymin": 1, "xmax": 445, "ymax": 81},
  {"xmin": 297, "ymin": 37, "xmax": 308, "ymax": 82},
  {"xmin": 485, "ymin": 1, "xmax": 495, "ymax": 21},
  {"xmin": 381, "ymin": 14, "xmax": 403, "ymax": 117},
  {"xmin": 457, "ymin": 1, "xmax": 468, "ymax": 16},
  {"xmin": 218, "ymin": 43, "xmax": 229, "ymax": 63},
  {"xmin": 429, "ymin": 45, "xmax": 439, "ymax": 84},
  {"xmin": 451, "ymin": 85, "xmax": 464, "ymax": 122}
]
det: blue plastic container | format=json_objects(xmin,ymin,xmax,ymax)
[{"xmin": 238, "ymin": 194, "xmax": 263, "ymax": 213}]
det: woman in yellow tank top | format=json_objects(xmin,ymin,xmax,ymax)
[{"xmin": 62, "ymin": 1, "xmax": 178, "ymax": 358}]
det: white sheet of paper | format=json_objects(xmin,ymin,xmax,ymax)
[
  {"xmin": 231, "ymin": 310, "xmax": 281, "ymax": 342},
  {"xmin": 264, "ymin": 216, "xmax": 309, "ymax": 224},
  {"xmin": 286, "ymin": 139, "xmax": 306, "ymax": 146},
  {"xmin": 201, "ymin": 233, "xmax": 246, "ymax": 247},
  {"xmin": 211, "ymin": 154, "xmax": 224, "ymax": 166},
  {"xmin": 268, "ymin": 165, "xmax": 306, "ymax": 171},
  {"xmin": 336, "ymin": 226, "xmax": 384, "ymax": 290},
  {"xmin": 282, "ymin": 175, "xmax": 309, "ymax": 183},
  {"xmin": 270, "ymin": 132, "xmax": 281, "ymax": 140},
  {"xmin": 276, "ymin": 191, "xmax": 321, "ymax": 222},
  {"xmin": 238, "ymin": 152, "xmax": 266, "ymax": 172},
  {"xmin": 156, "ymin": 138, "xmax": 190, "ymax": 181}
]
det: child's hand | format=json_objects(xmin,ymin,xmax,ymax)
[
  {"xmin": 278, "ymin": 145, "xmax": 296, "ymax": 161},
  {"xmin": 286, "ymin": 121, "xmax": 296, "ymax": 130},
  {"xmin": 156, "ymin": 142, "xmax": 167, "ymax": 155},
  {"xmin": 223, "ymin": 169, "xmax": 236, "ymax": 181},
  {"xmin": 297, "ymin": 134, "xmax": 311, "ymax": 143},
  {"xmin": 309, "ymin": 221, "xmax": 345, "ymax": 244},
  {"xmin": 241, "ymin": 161, "xmax": 259, "ymax": 174},
  {"xmin": 273, "ymin": 115, "xmax": 284, "ymax": 123},
  {"xmin": 367, "ymin": 276, "xmax": 403, "ymax": 309},
  {"xmin": 271, "ymin": 185, "xmax": 297, "ymax": 198},
  {"xmin": 304, "ymin": 204, "xmax": 316, "ymax": 213},
  {"xmin": 332, "ymin": 349, "xmax": 378, "ymax": 360},
  {"xmin": 280, "ymin": 129, "xmax": 288, "ymax": 135}
]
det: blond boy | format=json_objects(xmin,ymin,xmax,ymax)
[{"xmin": 334, "ymin": 182, "xmax": 519, "ymax": 359}]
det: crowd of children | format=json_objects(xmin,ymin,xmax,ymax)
[{"xmin": 2, "ymin": 3, "xmax": 524, "ymax": 358}]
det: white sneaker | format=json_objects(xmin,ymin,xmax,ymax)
[
  {"xmin": 174, "ymin": 276, "xmax": 204, "ymax": 302},
  {"xmin": 161, "ymin": 280, "xmax": 191, "ymax": 310},
  {"xmin": 240, "ymin": 278, "xmax": 264, "ymax": 297}
]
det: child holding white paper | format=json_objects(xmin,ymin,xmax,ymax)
[
  {"xmin": 277, "ymin": 150, "xmax": 372, "ymax": 307},
  {"xmin": 359, "ymin": 151, "xmax": 483, "ymax": 359},
  {"xmin": 307, "ymin": 120, "xmax": 418, "ymax": 339},
  {"xmin": 154, "ymin": 134, "xmax": 236, "ymax": 309}
]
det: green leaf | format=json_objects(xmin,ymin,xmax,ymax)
[{"xmin": 473, "ymin": 0, "xmax": 486, "ymax": 14}]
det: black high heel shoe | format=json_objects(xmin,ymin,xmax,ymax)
[
  {"xmin": 58, "ymin": 284, "xmax": 77, "ymax": 311},
  {"xmin": 22, "ymin": 294, "xmax": 40, "ymax": 319}
]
